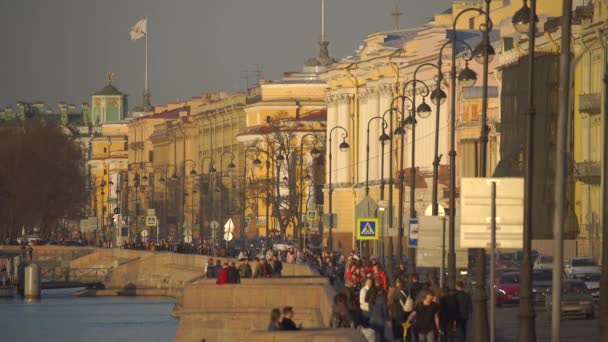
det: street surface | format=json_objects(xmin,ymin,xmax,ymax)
[{"xmin": 493, "ymin": 304, "xmax": 599, "ymax": 342}]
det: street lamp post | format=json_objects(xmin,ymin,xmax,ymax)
[
  {"xmin": 183, "ymin": 159, "xmax": 198, "ymax": 242},
  {"xmin": 298, "ymin": 134, "xmax": 321, "ymax": 250},
  {"xmin": 512, "ymin": 1, "xmax": 538, "ymax": 341},
  {"xmin": 447, "ymin": 4, "xmax": 491, "ymax": 341},
  {"xmin": 400, "ymin": 77, "xmax": 432, "ymax": 273},
  {"xmin": 200, "ymin": 156, "xmax": 216, "ymax": 247},
  {"xmin": 243, "ymin": 145, "xmax": 261, "ymax": 251},
  {"xmin": 217, "ymin": 151, "xmax": 236, "ymax": 241},
  {"xmin": 365, "ymin": 116, "xmax": 390, "ymax": 258},
  {"xmin": 432, "ymin": 34, "xmax": 475, "ymax": 291},
  {"xmin": 327, "ymin": 126, "xmax": 350, "ymax": 251}
]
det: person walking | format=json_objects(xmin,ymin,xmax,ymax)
[
  {"xmin": 359, "ymin": 277, "xmax": 373, "ymax": 321},
  {"xmin": 330, "ymin": 293, "xmax": 353, "ymax": 328},
  {"xmin": 389, "ymin": 278, "xmax": 409, "ymax": 340},
  {"xmin": 453, "ymin": 281, "xmax": 472, "ymax": 338},
  {"xmin": 368, "ymin": 277, "xmax": 390, "ymax": 342},
  {"xmin": 404, "ymin": 289, "xmax": 441, "ymax": 342}
]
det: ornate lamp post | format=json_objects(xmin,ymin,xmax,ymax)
[
  {"xmin": 512, "ymin": 1, "xmax": 538, "ymax": 341},
  {"xmin": 216, "ymin": 151, "xmax": 236, "ymax": 240},
  {"xmin": 399, "ymin": 78, "xmax": 432, "ymax": 273},
  {"xmin": 364, "ymin": 115, "xmax": 390, "ymax": 258},
  {"xmin": 327, "ymin": 125, "xmax": 350, "ymax": 251},
  {"xmin": 243, "ymin": 145, "xmax": 261, "ymax": 251},
  {"xmin": 298, "ymin": 134, "xmax": 321, "ymax": 250}
]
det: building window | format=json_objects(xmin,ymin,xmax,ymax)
[
  {"xmin": 103, "ymin": 147, "xmax": 107, "ymax": 153},
  {"xmin": 149, "ymin": 151, "xmax": 154, "ymax": 163},
  {"xmin": 469, "ymin": 17, "xmax": 475, "ymax": 30}
]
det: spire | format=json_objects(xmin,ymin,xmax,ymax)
[
  {"xmin": 391, "ymin": 0, "xmax": 402, "ymax": 31},
  {"xmin": 303, "ymin": 0, "xmax": 334, "ymax": 68}
]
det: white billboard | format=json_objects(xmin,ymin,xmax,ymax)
[
  {"xmin": 416, "ymin": 216, "xmax": 468, "ymax": 268},
  {"xmin": 460, "ymin": 178, "xmax": 524, "ymax": 249}
]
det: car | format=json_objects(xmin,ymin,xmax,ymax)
[
  {"xmin": 533, "ymin": 255, "xmax": 554, "ymax": 270},
  {"xmin": 273, "ymin": 241, "xmax": 296, "ymax": 251},
  {"xmin": 564, "ymin": 257, "xmax": 600, "ymax": 279},
  {"xmin": 545, "ymin": 279, "xmax": 594, "ymax": 319},
  {"xmin": 532, "ymin": 269, "xmax": 553, "ymax": 302},
  {"xmin": 581, "ymin": 273, "xmax": 600, "ymax": 301},
  {"xmin": 496, "ymin": 252, "xmax": 516, "ymax": 269},
  {"xmin": 511, "ymin": 250, "xmax": 539, "ymax": 268},
  {"xmin": 495, "ymin": 272, "xmax": 520, "ymax": 307}
]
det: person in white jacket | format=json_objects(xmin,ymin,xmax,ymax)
[{"xmin": 359, "ymin": 277, "xmax": 373, "ymax": 319}]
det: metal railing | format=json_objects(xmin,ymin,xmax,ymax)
[{"xmin": 39, "ymin": 267, "xmax": 110, "ymax": 284}]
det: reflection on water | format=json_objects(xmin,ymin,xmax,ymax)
[{"xmin": 0, "ymin": 288, "xmax": 177, "ymax": 342}]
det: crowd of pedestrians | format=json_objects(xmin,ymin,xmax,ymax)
[{"xmin": 319, "ymin": 251, "xmax": 472, "ymax": 342}]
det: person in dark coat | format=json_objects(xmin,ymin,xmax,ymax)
[
  {"xmin": 261, "ymin": 258, "xmax": 272, "ymax": 277},
  {"xmin": 268, "ymin": 308, "xmax": 281, "ymax": 331},
  {"xmin": 239, "ymin": 259, "xmax": 252, "ymax": 278},
  {"xmin": 453, "ymin": 281, "xmax": 472, "ymax": 338},
  {"xmin": 279, "ymin": 306, "xmax": 301, "ymax": 330},
  {"xmin": 206, "ymin": 258, "xmax": 216, "ymax": 278},
  {"xmin": 227, "ymin": 261, "xmax": 240, "ymax": 284},
  {"xmin": 331, "ymin": 293, "xmax": 353, "ymax": 328},
  {"xmin": 389, "ymin": 278, "xmax": 409, "ymax": 340},
  {"xmin": 369, "ymin": 277, "xmax": 390, "ymax": 341},
  {"xmin": 271, "ymin": 255, "xmax": 283, "ymax": 278}
]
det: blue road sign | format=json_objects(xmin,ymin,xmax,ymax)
[
  {"xmin": 408, "ymin": 218, "xmax": 419, "ymax": 248},
  {"xmin": 356, "ymin": 218, "xmax": 379, "ymax": 240}
]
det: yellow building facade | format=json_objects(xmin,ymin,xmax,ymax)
[
  {"xmin": 572, "ymin": 0, "xmax": 607, "ymax": 259},
  {"xmin": 238, "ymin": 79, "xmax": 326, "ymax": 241}
]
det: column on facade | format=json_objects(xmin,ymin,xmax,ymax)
[
  {"xmin": 357, "ymin": 88, "xmax": 370, "ymax": 186},
  {"xmin": 325, "ymin": 94, "xmax": 338, "ymax": 186},
  {"xmin": 336, "ymin": 93, "xmax": 353, "ymax": 184},
  {"xmin": 378, "ymin": 84, "xmax": 395, "ymax": 186},
  {"xmin": 367, "ymin": 86, "xmax": 381, "ymax": 185}
]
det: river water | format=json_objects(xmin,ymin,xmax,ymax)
[{"xmin": 0, "ymin": 288, "xmax": 177, "ymax": 342}]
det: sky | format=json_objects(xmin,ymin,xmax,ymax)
[{"xmin": 0, "ymin": 0, "xmax": 454, "ymax": 109}]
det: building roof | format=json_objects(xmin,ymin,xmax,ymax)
[
  {"xmin": 131, "ymin": 106, "xmax": 189, "ymax": 122},
  {"xmin": 94, "ymin": 83, "xmax": 124, "ymax": 96}
]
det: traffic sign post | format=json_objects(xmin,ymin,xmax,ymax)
[
  {"xmin": 408, "ymin": 219, "xmax": 419, "ymax": 248},
  {"xmin": 356, "ymin": 218, "xmax": 379, "ymax": 240}
]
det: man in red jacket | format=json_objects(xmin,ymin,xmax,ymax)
[{"xmin": 216, "ymin": 263, "xmax": 229, "ymax": 285}]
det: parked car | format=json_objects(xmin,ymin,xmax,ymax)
[
  {"xmin": 581, "ymin": 273, "xmax": 600, "ymax": 301},
  {"xmin": 532, "ymin": 269, "xmax": 553, "ymax": 302},
  {"xmin": 495, "ymin": 272, "xmax": 520, "ymax": 307},
  {"xmin": 510, "ymin": 250, "xmax": 539, "ymax": 268},
  {"xmin": 564, "ymin": 257, "xmax": 600, "ymax": 279},
  {"xmin": 545, "ymin": 279, "xmax": 594, "ymax": 319},
  {"xmin": 496, "ymin": 252, "xmax": 516, "ymax": 269},
  {"xmin": 533, "ymin": 255, "xmax": 554, "ymax": 270}
]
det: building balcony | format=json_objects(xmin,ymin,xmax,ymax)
[
  {"xmin": 574, "ymin": 161, "xmax": 600, "ymax": 182},
  {"xmin": 579, "ymin": 93, "xmax": 601, "ymax": 114}
]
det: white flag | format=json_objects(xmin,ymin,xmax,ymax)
[{"xmin": 130, "ymin": 18, "xmax": 147, "ymax": 41}]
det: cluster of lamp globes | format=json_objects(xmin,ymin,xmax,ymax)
[{"xmin": 377, "ymin": 0, "xmax": 537, "ymax": 142}]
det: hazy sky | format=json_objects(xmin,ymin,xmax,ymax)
[{"xmin": 0, "ymin": 0, "xmax": 453, "ymax": 109}]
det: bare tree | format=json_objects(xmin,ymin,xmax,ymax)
[{"xmin": 0, "ymin": 120, "xmax": 86, "ymax": 240}]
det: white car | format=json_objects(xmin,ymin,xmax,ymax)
[
  {"xmin": 582, "ymin": 273, "xmax": 600, "ymax": 301},
  {"xmin": 565, "ymin": 257, "xmax": 601, "ymax": 279},
  {"xmin": 273, "ymin": 242, "xmax": 295, "ymax": 252},
  {"xmin": 533, "ymin": 255, "xmax": 554, "ymax": 270}
]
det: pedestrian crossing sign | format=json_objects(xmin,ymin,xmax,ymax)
[
  {"xmin": 146, "ymin": 216, "xmax": 157, "ymax": 227},
  {"xmin": 356, "ymin": 218, "xmax": 379, "ymax": 240}
]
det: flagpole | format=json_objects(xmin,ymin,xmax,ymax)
[{"xmin": 145, "ymin": 17, "xmax": 148, "ymax": 96}]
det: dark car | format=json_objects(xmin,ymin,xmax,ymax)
[
  {"xmin": 495, "ymin": 272, "xmax": 520, "ymax": 307},
  {"xmin": 545, "ymin": 280, "xmax": 594, "ymax": 319},
  {"xmin": 532, "ymin": 269, "xmax": 553, "ymax": 302}
]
